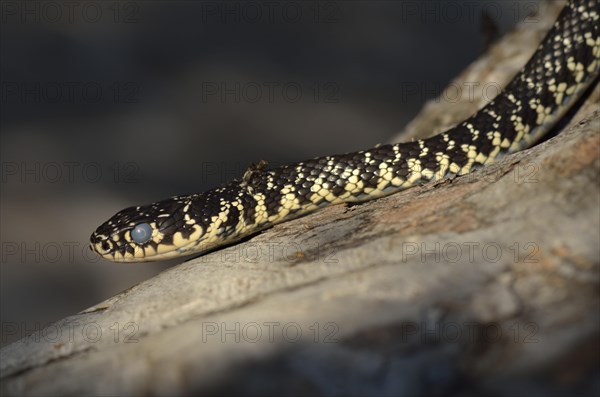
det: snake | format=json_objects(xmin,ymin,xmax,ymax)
[{"xmin": 91, "ymin": 0, "xmax": 600, "ymax": 262}]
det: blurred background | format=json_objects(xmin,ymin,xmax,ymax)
[{"xmin": 1, "ymin": 0, "xmax": 541, "ymax": 348}]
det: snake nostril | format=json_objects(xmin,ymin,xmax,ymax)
[{"xmin": 101, "ymin": 241, "xmax": 111, "ymax": 252}]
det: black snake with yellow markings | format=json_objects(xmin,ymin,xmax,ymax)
[{"xmin": 91, "ymin": 0, "xmax": 599, "ymax": 262}]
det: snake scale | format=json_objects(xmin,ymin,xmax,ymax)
[{"xmin": 91, "ymin": 0, "xmax": 599, "ymax": 262}]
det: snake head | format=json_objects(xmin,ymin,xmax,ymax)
[{"xmin": 90, "ymin": 197, "xmax": 207, "ymax": 262}]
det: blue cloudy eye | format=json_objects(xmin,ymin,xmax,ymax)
[{"xmin": 131, "ymin": 223, "xmax": 153, "ymax": 244}]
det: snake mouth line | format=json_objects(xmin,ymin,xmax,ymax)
[{"xmin": 90, "ymin": 226, "xmax": 220, "ymax": 262}]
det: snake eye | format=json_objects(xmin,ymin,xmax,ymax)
[{"xmin": 131, "ymin": 223, "xmax": 153, "ymax": 245}]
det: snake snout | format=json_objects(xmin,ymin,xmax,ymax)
[{"xmin": 90, "ymin": 233, "xmax": 115, "ymax": 256}]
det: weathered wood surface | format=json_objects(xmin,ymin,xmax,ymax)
[{"xmin": 1, "ymin": 3, "xmax": 599, "ymax": 395}]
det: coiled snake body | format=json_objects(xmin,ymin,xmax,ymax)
[{"xmin": 92, "ymin": 0, "xmax": 600, "ymax": 262}]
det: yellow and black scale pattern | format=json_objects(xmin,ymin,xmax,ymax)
[{"xmin": 92, "ymin": 0, "xmax": 599, "ymax": 262}]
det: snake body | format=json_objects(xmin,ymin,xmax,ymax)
[{"xmin": 91, "ymin": 0, "xmax": 600, "ymax": 262}]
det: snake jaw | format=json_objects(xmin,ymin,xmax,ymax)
[{"xmin": 90, "ymin": 229, "xmax": 157, "ymax": 262}]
